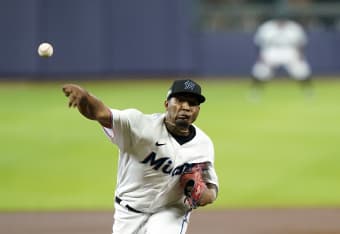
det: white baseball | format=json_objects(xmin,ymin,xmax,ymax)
[{"xmin": 38, "ymin": 42, "xmax": 54, "ymax": 57}]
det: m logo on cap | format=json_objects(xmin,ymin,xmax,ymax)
[
  {"xmin": 166, "ymin": 79, "xmax": 206, "ymax": 104},
  {"xmin": 184, "ymin": 80, "xmax": 195, "ymax": 91}
]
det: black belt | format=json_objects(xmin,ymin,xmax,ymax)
[{"xmin": 115, "ymin": 196, "xmax": 143, "ymax": 213}]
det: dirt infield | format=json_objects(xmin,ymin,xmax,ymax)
[{"xmin": 1, "ymin": 208, "xmax": 340, "ymax": 234}]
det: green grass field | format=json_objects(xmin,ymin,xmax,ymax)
[{"xmin": 1, "ymin": 78, "xmax": 340, "ymax": 211}]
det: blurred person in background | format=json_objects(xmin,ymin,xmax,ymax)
[{"xmin": 250, "ymin": 16, "xmax": 313, "ymax": 99}]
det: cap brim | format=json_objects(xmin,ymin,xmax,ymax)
[
  {"xmin": 168, "ymin": 92, "xmax": 206, "ymax": 104},
  {"xmin": 195, "ymin": 94, "xmax": 205, "ymax": 104}
]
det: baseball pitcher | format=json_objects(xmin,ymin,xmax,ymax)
[{"xmin": 62, "ymin": 79, "xmax": 219, "ymax": 234}]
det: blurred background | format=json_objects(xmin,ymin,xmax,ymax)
[
  {"xmin": 1, "ymin": 0, "xmax": 340, "ymax": 214},
  {"xmin": 1, "ymin": 0, "xmax": 340, "ymax": 78}
]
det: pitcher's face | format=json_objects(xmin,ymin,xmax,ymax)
[{"xmin": 165, "ymin": 94, "xmax": 200, "ymax": 129}]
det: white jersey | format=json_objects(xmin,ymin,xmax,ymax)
[
  {"xmin": 252, "ymin": 19, "xmax": 311, "ymax": 80},
  {"xmin": 254, "ymin": 19, "xmax": 307, "ymax": 49},
  {"xmin": 103, "ymin": 108, "xmax": 219, "ymax": 213}
]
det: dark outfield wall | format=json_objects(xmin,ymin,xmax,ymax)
[{"xmin": 0, "ymin": 0, "xmax": 339, "ymax": 78}]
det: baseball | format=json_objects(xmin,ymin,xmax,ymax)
[{"xmin": 38, "ymin": 42, "xmax": 53, "ymax": 57}]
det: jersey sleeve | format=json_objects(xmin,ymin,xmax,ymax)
[
  {"xmin": 204, "ymin": 142, "xmax": 219, "ymax": 190},
  {"xmin": 205, "ymin": 162, "xmax": 219, "ymax": 190},
  {"xmin": 292, "ymin": 23, "xmax": 307, "ymax": 47},
  {"xmin": 194, "ymin": 131, "xmax": 219, "ymax": 190},
  {"xmin": 102, "ymin": 108, "xmax": 144, "ymax": 150},
  {"xmin": 254, "ymin": 21, "xmax": 270, "ymax": 47}
]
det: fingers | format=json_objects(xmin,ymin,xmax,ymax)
[
  {"xmin": 68, "ymin": 94, "xmax": 77, "ymax": 108},
  {"xmin": 62, "ymin": 84, "xmax": 81, "ymax": 108},
  {"xmin": 68, "ymin": 92, "xmax": 84, "ymax": 108},
  {"xmin": 62, "ymin": 84, "xmax": 72, "ymax": 97}
]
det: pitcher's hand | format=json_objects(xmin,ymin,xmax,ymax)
[{"xmin": 62, "ymin": 84, "xmax": 89, "ymax": 108}]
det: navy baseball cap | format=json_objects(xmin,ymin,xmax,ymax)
[{"xmin": 166, "ymin": 79, "xmax": 206, "ymax": 104}]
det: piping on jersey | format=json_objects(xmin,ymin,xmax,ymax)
[{"xmin": 179, "ymin": 210, "xmax": 191, "ymax": 234}]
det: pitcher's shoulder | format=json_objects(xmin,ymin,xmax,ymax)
[{"xmin": 193, "ymin": 125, "xmax": 213, "ymax": 144}]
